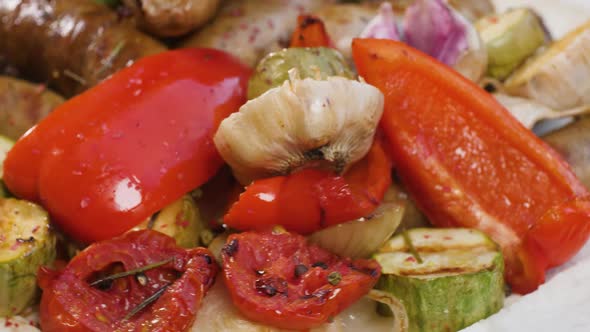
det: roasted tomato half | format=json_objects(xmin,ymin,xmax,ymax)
[
  {"xmin": 38, "ymin": 230, "xmax": 217, "ymax": 332},
  {"xmin": 221, "ymin": 230, "xmax": 381, "ymax": 330}
]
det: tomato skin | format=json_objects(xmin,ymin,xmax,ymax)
[
  {"xmin": 221, "ymin": 230, "xmax": 381, "ymax": 330},
  {"xmin": 3, "ymin": 48, "xmax": 251, "ymax": 243},
  {"xmin": 352, "ymin": 38, "xmax": 590, "ymax": 294},
  {"xmin": 224, "ymin": 140, "xmax": 392, "ymax": 234},
  {"xmin": 38, "ymin": 230, "xmax": 217, "ymax": 332}
]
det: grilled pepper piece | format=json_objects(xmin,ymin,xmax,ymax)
[
  {"xmin": 353, "ymin": 38, "xmax": 590, "ymax": 294},
  {"xmin": 2, "ymin": 49, "xmax": 250, "ymax": 244}
]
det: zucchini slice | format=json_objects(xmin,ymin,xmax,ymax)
[
  {"xmin": 0, "ymin": 136, "xmax": 13, "ymax": 198},
  {"xmin": 374, "ymin": 228, "xmax": 504, "ymax": 332},
  {"xmin": 0, "ymin": 198, "xmax": 56, "ymax": 317},
  {"xmin": 131, "ymin": 195, "xmax": 206, "ymax": 248},
  {"xmin": 476, "ymin": 8, "xmax": 548, "ymax": 80}
]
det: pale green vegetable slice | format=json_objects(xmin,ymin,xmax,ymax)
[
  {"xmin": 131, "ymin": 195, "xmax": 206, "ymax": 248},
  {"xmin": 0, "ymin": 136, "xmax": 14, "ymax": 198},
  {"xmin": 374, "ymin": 228, "xmax": 504, "ymax": 332},
  {"xmin": 0, "ymin": 198, "xmax": 56, "ymax": 317},
  {"xmin": 476, "ymin": 8, "xmax": 548, "ymax": 80},
  {"xmin": 309, "ymin": 186, "xmax": 405, "ymax": 258},
  {"xmin": 505, "ymin": 19, "xmax": 590, "ymax": 109},
  {"xmin": 247, "ymin": 47, "xmax": 354, "ymax": 99}
]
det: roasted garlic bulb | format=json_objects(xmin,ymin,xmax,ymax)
[{"xmin": 214, "ymin": 73, "xmax": 384, "ymax": 184}]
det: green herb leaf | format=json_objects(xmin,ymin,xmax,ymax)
[
  {"xmin": 124, "ymin": 282, "xmax": 172, "ymax": 320},
  {"xmin": 90, "ymin": 257, "xmax": 174, "ymax": 287},
  {"xmin": 402, "ymin": 229, "xmax": 423, "ymax": 264}
]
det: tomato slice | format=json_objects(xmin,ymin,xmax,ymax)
[
  {"xmin": 221, "ymin": 230, "xmax": 381, "ymax": 330},
  {"xmin": 38, "ymin": 230, "xmax": 217, "ymax": 332}
]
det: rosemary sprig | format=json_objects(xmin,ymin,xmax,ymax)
[
  {"xmin": 123, "ymin": 282, "xmax": 172, "ymax": 321},
  {"xmin": 97, "ymin": 40, "xmax": 126, "ymax": 76},
  {"xmin": 63, "ymin": 69, "xmax": 87, "ymax": 86},
  {"xmin": 402, "ymin": 230, "xmax": 423, "ymax": 264},
  {"xmin": 89, "ymin": 257, "xmax": 174, "ymax": 287}
]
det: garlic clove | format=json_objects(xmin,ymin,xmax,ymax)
[{"xmin": 214, "ymin": 74, "xmax": 384, "ymax": 185}]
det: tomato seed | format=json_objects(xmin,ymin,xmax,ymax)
[
  {"xmin": 294, "ymin": 264, "xmax": 309, "ymax": 278},
  {"xmin": 327, "ymin": 272, "xmax": 341, "ymax": 286},
  {"xmin": 255, "ymin": 276, "xmax": 288, "ymax": 297}
]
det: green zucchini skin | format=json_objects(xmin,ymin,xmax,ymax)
[
  {"xmin": 377, "ymin": 255, "xmax": 504, "ymax": 332},
  {"xmin": 131, "ymin": 195, "xmax": 206, "ymax": 248},
  {"xmin": 374, "ymin": 228, "xmax": 505, "ymax": 332},
  {"xmin": 476, "ymin": 8, "xmax": 548, "ymax": 80},
  {"xmin": 0, "ymin": 136, "xmax": 14, "ymax": 198},
  {"xmin": 247, "ymin": 47, "xmax": 355, "ymax": 99},
  {"xmin": 0, "ymin": 198, "xmax": 56, "ymax": 317}
]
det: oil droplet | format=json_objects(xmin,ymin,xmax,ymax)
[
  {"xmin": 113, "ymin": 178, "xmax": 142, "ymax": 212},
  {"xmin": 80, "ymin": 197, "xmax": 90, "ymax": 209}
]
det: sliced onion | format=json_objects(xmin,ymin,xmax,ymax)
[
  {"xmin": 207, "ymin": 232, "xmax": 229, "ymax": 265},
  {"xmin": 494, "ymin": 93, "xmax": 590, "ymax": 129},
  {"xmin": 451, "ymin": 8, "xmax": 488, "ymax": 82},
  {"xmin": 309, "ymin": 186, "xmax": 406, "ymax": 258},
  {"xmin": 367, "ymin": 290, "xmax": 410, "ymax": 332}
]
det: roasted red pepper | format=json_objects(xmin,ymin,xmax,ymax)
[
  {"xmin": 352, "ymin": 38, "xmax": 590, "ymax": 294},
  {"xmin": 290, "ymin": 15, "xmax": 332, "ymax": 48},
  {"xmin": 3, "ymin": 49, "xmax": 251, "ymax": 243},
  {"xmin": 221, "ymin": 230, "xmax": 381, "ymax": 330},
  {"xmin": 224, "ymin": 140, "xmax": 392, "ymax": 234},
  {"xmin": 38, "ymin": 230, "xmax": 217, "ymax": 332}
]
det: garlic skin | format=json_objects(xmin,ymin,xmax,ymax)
[{"xmin": 214, "ymin": 74, "xmax": 384, "ymax": 184}]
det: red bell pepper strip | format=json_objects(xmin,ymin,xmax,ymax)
[
  {"xmin": 352, "ymin": 38, "xmax": 590, "ymax": 294},
  {"xmin": 224, "ymin": 139, "xmax": 392, "ymax": 234},
  {"xmin": 290, "ymin": 15, "xmax": 332, "ymax": 48},
  {"xmin": 3, "ymin": 48, "xmax": 251, "ymax": 243}
]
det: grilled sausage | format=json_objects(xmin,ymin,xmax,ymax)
[
  {"xmin": 0, "ymin": 76, "xmax": 64, "ymax": 140},
  {"xmin": 0, "ymin": 0, "xmax": 167, "ymax": 97}
]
